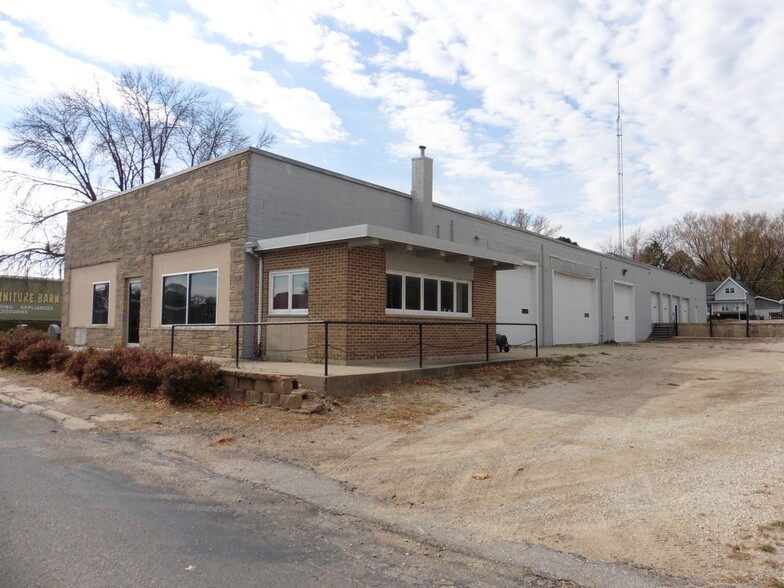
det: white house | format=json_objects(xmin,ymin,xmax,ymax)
[{"xmin": 706, "ymin": 278, "xmax": 754, "ymax": 319}]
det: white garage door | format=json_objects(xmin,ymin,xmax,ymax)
[
  {"xmin": 552, "ymin": 272, "xmax": 598, "ymax": 344},
  {"xmin": 613, "ymin": 282, "xmax": 635, "ymax": 342},
  {"xmin": 497, "ymin": 265, "xmax": 538, "ymax": 346}
]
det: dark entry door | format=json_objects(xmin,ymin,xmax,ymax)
[{"xmin": 127, "ymin": 279, "xmax": 141, "ymax": 345}]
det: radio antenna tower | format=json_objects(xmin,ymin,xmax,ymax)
[{"xmin": 616, "ymin": 80, "xmax": 625, "ymax": 256}]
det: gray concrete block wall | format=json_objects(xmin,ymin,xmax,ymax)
[
  {"xmin": 429, "ymin": 202, "xmax": 706, "ymax": 345},
  {"xmin": 246, "ymin": 150, "xmax": 412, "ymax": 240}
]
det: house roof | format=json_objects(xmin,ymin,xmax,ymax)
[
  {"xmin": 705, "ymin": 281, "xmax": 721, "ymax": 295},
  {"xmin": 710, "ymin": 277, "xmax": 753, "ymax": 296},
  {"xmin": 247, "ymin": 224, "xmax": 520, "ymax": 270},
  {"xmin": 755, "ymin": 296, "xmax": 783, "ymax": 307}
]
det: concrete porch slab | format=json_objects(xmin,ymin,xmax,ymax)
[{"xmin": 210, "ymin": 346, "xmax": 545, "ymax": 395}]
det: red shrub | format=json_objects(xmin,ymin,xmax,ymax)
[
  {"xmin": 61, "ymin": 346, "xmax": 222, "ymax": 405},
  {"xmin": 0, "ymin": 328, "xmax": 49, "ymax": 367},
  {"xmin": 159, "ymin": 357, "xmax": 222, "ymax": 405},
  {"xmin": 0, "ymin": 332, "xmax": 10, "ymax": 366},
  {"xmin": 119, "ymin": 348, "xmax": 170, "ymax": 394},
  {"xmin": 48, "ymin": 346, "xmax": 73, "ymax": 371},
  {"xmin": 15, "ymin": 339, "xmax": 71, "ymax": 372},
  {"xmin": 63, "ymin": 348, "xmax": 97, "ymax": 383},
  {"xmin": 81, "ymin": 347, "xmax": 128, "ymax": 391}
]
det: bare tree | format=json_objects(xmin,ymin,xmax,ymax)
[
  {"xmin": 508, "ymin": 208, "xmax": 562, "ymax": 237},
  {"xmin": 598, "ymin": 227, "xmax": 647, "ymax": 258},
  {"xmin": 475, "ymin": 207, "xmax": 508, "ymax": 223},
  {"xmin": 177, "ymin": 101, "xmax": 276, "ymax": 166},
  {"xmin": 674, "ymin": 211, "xmax": 784, "ymax": 294},
  {"xmin": 475, "ymin": 207, "xmax": 562, "ymax": 237},
  {"xmin": 602, "ymin": 212, "xmax": 784, "ymax": 297},
  {"xmin": 2, "ymin": 68, "xmax": 276, "ymax": 274},
  {"xmin": 5, "ymin": 92, "xmax": 103, "ymax": 202}
]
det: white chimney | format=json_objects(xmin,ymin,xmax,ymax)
[{"xmin": 411, "ymin": 145, "xmax": 433, "ymax": 235}]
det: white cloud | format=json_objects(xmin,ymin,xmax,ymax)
[
  {"xmin": 3, "ymin": 0, "xmax": 784, "ymax": 251},
  {"xmin": 0, "ymin": 1, "xmax": 346, "ymax": 143}
]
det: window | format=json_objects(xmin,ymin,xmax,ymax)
[
  {"xmin": 92, "ymin": 282, "xmax": 110, "ymax": 325},
  {"xmin": 162, "ymin": 270, "xmax": 217, "ymax": 325},
  {"xmin": 456, "ymin": 282, "xmax": 470, "ymax": 313},
  {"xmin": 269, "ymin": 270, "xmax": 309, "ymax": 314},
  {"xmin": 725, "ymin": 287, "xmax": 735, "ymax": 294},
  {"xmin": 405, "ymin": 276, "xmax": 420, "ymax": 310},
  {"xmin": 386, "ymin": 274, "xmax": 402, "ymax": 309},
  {"xmin": 386, "ymin": 272, "xmax": 471, "ymax": 316}
]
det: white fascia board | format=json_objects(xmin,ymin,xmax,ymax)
[
  {"xmin": 252, "ymin": 224, "xmax": 521, "ymax": 267},
  {"xmin": 713, "ymin": 277, "xmax": 747, "ymax": 295}
]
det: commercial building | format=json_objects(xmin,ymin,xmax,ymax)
[{"xmin": 63, "ymin": 147, "xmax": 705, "ymax": 362}]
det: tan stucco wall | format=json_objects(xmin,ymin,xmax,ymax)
[
  {"xmin": 68, "ymin": 262, "xmax": 118, "ymax": 328},
  {"xmin": 150, "ymin": 243, "xmax": 231, "ymax": 328}
]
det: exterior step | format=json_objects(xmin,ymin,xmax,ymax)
[{"xmin": 649, "ymin": 323, "xmax": 675, "ymax": 340}]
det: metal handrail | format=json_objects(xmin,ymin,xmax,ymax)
[{"xmin": 170, "ymin": 320, "xmax": 539, "ymax": 374}]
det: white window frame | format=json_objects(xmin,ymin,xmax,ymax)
[
  {"xmin": 385, "ymin": 271, "xmax": 472, "ymax": 317},
  {"xmin": 161, "ymin": 269, "xmax": 219, "ymax": 325},
  {"xmin": 269, "ymin": 269, "xmax": 309, "ymax": 316},
  {"xmin": 91, "ymin": 281, "xmax": 110, "ymax": 326}
]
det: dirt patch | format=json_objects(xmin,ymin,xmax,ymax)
[{"xmin": 4, "ymin": 341, "xmax": 784, "ymax": 586}]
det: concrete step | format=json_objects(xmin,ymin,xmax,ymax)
[{"xmin": 649, "ymin": 323, "xmax": 675, "ymax": 340}]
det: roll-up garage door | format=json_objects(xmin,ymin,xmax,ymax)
[
  {"xmin": 552, "ymin": 271, "xmax": 598, "ymax": 344},
  {"xmin": 497, "ymin": 265, "xmax": 538, "ymax": 346}
]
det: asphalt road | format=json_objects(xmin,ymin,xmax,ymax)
[{"xmin": 0, "ymin": 406, "xmax": 556, "ymax": 588}]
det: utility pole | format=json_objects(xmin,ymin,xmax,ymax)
[{"xmin": 616, "ymin": 80, "xmax": 625, "ymax": 257}]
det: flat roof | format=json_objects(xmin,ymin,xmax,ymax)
[{"xmin": 248, "ymin": 224, "xmax": 520, "ymax": 270}]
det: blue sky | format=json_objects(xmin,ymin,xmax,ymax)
[{"xmin": 1, "ymin": 0, "xmax": 783, "ymax": 256}]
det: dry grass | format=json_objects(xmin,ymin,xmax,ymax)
[
  {"xmin": 3, "ymin": 354, "xmax": 584, "ymax": 432},
  {"xmin": 0, "ymin": 355, "xmax": 584, "ymax": 438}
]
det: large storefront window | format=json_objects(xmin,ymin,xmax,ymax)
[
  {"xmin": 386, "ymin": 272, "xmax": 471, "ymax": 316},
  {"xmin": 270, "ymin": 270, "xmax": 309, "ymax": 315},
  {"xmin": 161, "ymin": 270, "xmax": 217, "ymax": 325}
]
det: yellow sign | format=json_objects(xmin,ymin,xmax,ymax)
[{"xmin": 0, "ymin": 277, "xmax": 63, "ymax": 322}]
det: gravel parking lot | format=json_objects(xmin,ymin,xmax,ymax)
[
  {"xmin": 258, "ymin": 340, "xmax": 784, "ymax": 586},
  {"xmin": 4, "ymin": 339, "xmax": 784, "ymax": 586}
]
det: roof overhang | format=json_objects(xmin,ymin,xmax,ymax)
[{"xmin": 246, "ymin": 224, "xmax": 520, "ymax": 271}]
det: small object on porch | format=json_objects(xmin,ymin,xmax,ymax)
[{"xmin": 495, "ymin": 333, "xmax": 510, "ymax": 353}]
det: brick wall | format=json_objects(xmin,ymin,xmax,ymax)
[
  {"xmin": 63, "ymin": 152, "xmax": 251, "ymax": 355},
  {"xmin": 260, "ymin": 244, "xmax": 497, "ymax": 363}
]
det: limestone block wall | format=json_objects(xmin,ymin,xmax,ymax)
[
  {"xmin": 676, "ymin": 321, "xmax": 784, "ymax": 338},
  {"xmin": 63, "ymin": 152, "xmax": 252, "ymax": 354}
]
